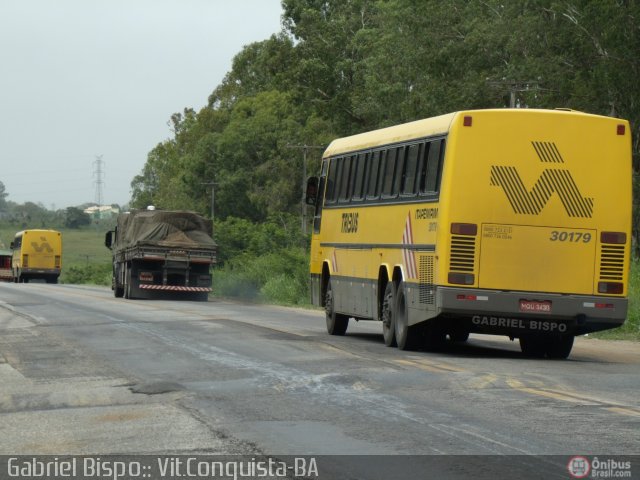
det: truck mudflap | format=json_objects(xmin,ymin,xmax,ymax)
[{"xmin": 139, "ymin": 285, "xmax": 212, "ymax": 292}]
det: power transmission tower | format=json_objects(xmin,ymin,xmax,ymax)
[{"xmin": 93, "ymin": 155, "xmax": 105, "ymax": 206}]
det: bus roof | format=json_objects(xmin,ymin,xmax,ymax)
[
  {"xmin": 322, "ymin": 108, "xmax": 620, "ymax": 158},
  {"xmin": 323, "ymin": 112, "xmax": 457, "ymax": 158},
  {"xmin": 14, "ymin": 229, "xmax": 61, "ymax": 237}
]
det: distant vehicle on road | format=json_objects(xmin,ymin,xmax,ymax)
[
  {"xmin": 0, "ymin": 249, "xmax": 12, "ymax": 282},
  {"xmin": 105, "ymin": 208, "xmax": 217, "ymax": 300},
  {"xmin": 305, "ymin": 109, "xmax": 631, "ymax": 359},
  {"xmin": 10, "ymin": 229, "xmax": 62, "ymax": 283}
]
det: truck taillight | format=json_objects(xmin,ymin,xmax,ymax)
[
  {"xmin": 22, "ymin": 255, "xmax": 28, "ymax": 267},
  {"xmin": 55, "ymin": 256, "xmax": 61, "ymax": 268},
  {"xmin": 139, "ymin": 272, "xmax": 154, "ymax": 282}
]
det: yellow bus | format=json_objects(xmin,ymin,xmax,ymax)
[
  {"xmin": 305, "ymin": 109, "xmax": 631, "ymax": 359},
  {"xmin": 11, "ymin": 229, "xmax": 62, "ymax": 283}
]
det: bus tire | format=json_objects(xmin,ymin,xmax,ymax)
[
  {"xmin": 545, "ymin": 335, "xmax": 574, "ymax": 359},
  {"xmin": 519, "ymin": 335, "xmax": 546, "ymax": 358},
  {"xmin": 325, "ymin": 280, "xmax": 348, "ymax": 335},
  {"xmin": 395, "ymin": 283, "xmax": 420, "ymax": 351},
  {"xmin": 381, "ymin": 282, "xmax": 396, "ymax": 347},
  {"xmin": 424, "ymin": 322, "xmax": 447, "ymax": 351},
  {"xmin": 449, "ymin": 331, "xmax": 470, "ymax": 343}
]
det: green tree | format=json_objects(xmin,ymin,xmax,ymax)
[
  {"xmin": 65, "ymin": 207, "xmax": 91, "ymax": 229},
  {"xmin": 0, "ymin": 181, "xmax": 7, "ymax": 210}
]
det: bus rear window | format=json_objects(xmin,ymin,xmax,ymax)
[{"xmin": 420, "ymin": 139, "xmax": 445, "ymax": 195}]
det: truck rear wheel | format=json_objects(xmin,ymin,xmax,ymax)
[{"xmin": 124, "ymin": 266, "xmax": 132, "ymax": 299}]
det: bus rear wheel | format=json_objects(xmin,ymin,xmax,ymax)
[
  {"xmin": 546, "ymin": 335, "xmax": 574, "ymax": 359},
  {"xmin": 325, "ymin": 280, "xmax": 348, "ymax": 335},
  {"xmin": 381, "ymin": 283, "xmax": 396, "ymax": 347},
  {"xmin": 519, "ymin": 335, "xmax": 546, "ymax": 358},
  {"xmin": 395, "ymin": 283, "xmax": 420, "ymax": 351}
]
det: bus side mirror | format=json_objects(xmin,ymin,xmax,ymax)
[
  {"xmin": 306, "ymin": 177, "xmax": 319, "ymax": 205},
  {"xmin": 105, "ymin": 231, "xmax": 114, "ymax": 250},
  {"xmin": 9, "ymin": 242, "xmax": 14, "ymax": 250}
]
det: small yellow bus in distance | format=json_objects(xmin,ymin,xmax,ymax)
[
  {"xmin": 11, "ymin": 229, "xmax": 62, "ymax": 284},
  {"xmin": 305, "ymin": 109, "xmax": 631, "ymax": 359}
]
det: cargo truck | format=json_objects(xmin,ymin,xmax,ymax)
[{"xmin": 105, "ymin": 209, "xmax": 217, "ymax": 300}]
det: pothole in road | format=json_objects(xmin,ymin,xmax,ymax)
[{"xmin": 129, "ymin": 381, "xmax": 184, "ymax": 395}]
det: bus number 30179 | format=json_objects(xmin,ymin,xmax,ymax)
[{"xmin": 549, "ymin": 231, "xmax": 592, "ymax": 243}]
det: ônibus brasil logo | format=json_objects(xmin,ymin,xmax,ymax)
[{"xmin": 567, "ymin": 456, "xmax": 591, "ymax": 478}]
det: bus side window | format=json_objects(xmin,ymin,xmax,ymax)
[
  {"xmin": 402, "ymin": 143, "xmax": 421, "ymax": 196},
  {"xmin": 391, "ymin": 146, "xmax": 406, "ymax": 197},
  {"xmin": 366, "ymin": 151, "xmax": 381, "ymax": 199},
  {"xmin": 338, "ymin": 156, "xmax": 354, "ymax": 203},
  {"xmin": 424, "ymin": 139, "xmax": 444, "ymax": 193},
  {"xmin": 376, "ymin": 150, "xmax": 388, "ymax": 197},
  {"xmin": 325, "ymin": 157, "xmax": 340, "ymax": 203},
  {"xmin": 382, "ymin": 148, "xmax": 397, "ymax": 197},
  {"xmin": 352, "ymin": 152, "xmax": 368, "ymax": 201}
]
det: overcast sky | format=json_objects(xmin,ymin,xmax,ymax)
[{"xmin": 0, "ymin": 0, "xmax": 283, "ymax": 209}]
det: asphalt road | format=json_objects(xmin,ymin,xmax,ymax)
[{"xmin": 0, "ymin": 283, "xmax": 638, "ymax": 479}]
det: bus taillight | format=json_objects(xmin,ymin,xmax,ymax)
[
  {"xmin": 598, "ymin": 282, "xmax": 624, "ymax": 294},
  {"xmin": 450, "ymin": 223, "xmax": 478, "ymax": 236},
  {"xmin": 600, "ymin": 231, "xmax": 626, "ymax": 244},
  {"xmin": 448, "ymin": 273, "xmax": 474, "ymax": 285}
]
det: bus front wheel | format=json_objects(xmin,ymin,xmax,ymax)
[
  {"xmin": 381, "ymin": 283, "xmax": 396, "ymax": 347},
  {"xmin": 325, "ymin": 280, "xmax": 348, "ymax": 335}
]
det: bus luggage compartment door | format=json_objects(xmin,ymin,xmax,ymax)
[{"xmin": 478, "ymin": 224, "xmax": 596, "ymax": 295}]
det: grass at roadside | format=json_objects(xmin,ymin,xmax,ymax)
[{"xmin": 591, "ymin": 259, "xmax": 640, "ymax": 341}]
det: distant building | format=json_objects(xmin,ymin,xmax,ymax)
[{"xmin": 84, "ymin": 205, "xmax": 120, "ymax": 219}]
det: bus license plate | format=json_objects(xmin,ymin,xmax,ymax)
[{"xmin": 519, "ymin": 300, "xmax": 552, "ymax": 313}]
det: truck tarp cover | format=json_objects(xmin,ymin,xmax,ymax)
[{"xmin": 115, "ymin": 210, "xmax": 216, "ymax": 250}]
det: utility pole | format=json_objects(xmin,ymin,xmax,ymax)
[
  {"xmin": 93, "ymin": 155, "xmax": 104, "ymax": 206},
  {"xmin": 286, "ymin": 144, "xmax": 325, "ymax": 234},
  {"xmin": 488, "ymin": 80, "xmax": 540, "ymax": 108},
  {"xmin": 201, "ymin": 181, "xmax": 217, "ymax": 231}
]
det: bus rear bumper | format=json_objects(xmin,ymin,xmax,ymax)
[{"xmin": 437, "ymin": 287, "xmax": 627, "ymax": 335}]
